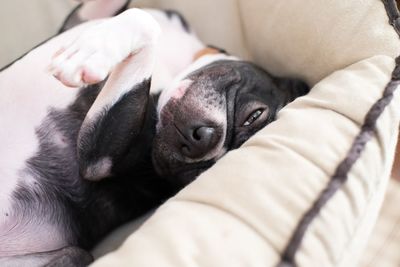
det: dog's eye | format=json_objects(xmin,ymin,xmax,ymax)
[{"xmin": 243, "ymin": 109, "xmax": 264, "ymax": 126}]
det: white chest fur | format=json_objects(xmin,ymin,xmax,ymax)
[{"xmin": 0, "ymin": 25, "xmax": 91, "ymax": 224}]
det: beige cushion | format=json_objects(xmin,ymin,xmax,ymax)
[
  {"xmin": 0, "ymin": 0, "xmax": 74, "ymax": 67},
  {"xmin": 135, "ymin": 0, "xmax": 399, "ymax": 85},
  {"xmin": 360, "ymin": 179, "xmax": 400, "ymax": 267}
]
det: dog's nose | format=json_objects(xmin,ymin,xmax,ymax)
[{"xmin": 176, "ymin": 124, "xmax": 220, "ymax": 159}]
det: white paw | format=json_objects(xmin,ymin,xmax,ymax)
[
  {"xmin": 49, "ymin": 23, "xmax": 127, "ymax": 87},
  {"xmin": 49, "ymin": 36, "xmax": 112, "ymax": 87},
  {"xmin": 49, "ymin": 9, "xmax": 161, "ymax": 87},
  {"xmin": 49, "ymin": 48, "xmax": 109, "ymax": 88}
]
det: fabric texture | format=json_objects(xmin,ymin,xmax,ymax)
[
  {"xmin": 0, "ymin": 0, "xmax": 74, "ymax": 67},
  {"xmin": 360, "ymin": 179, "xmax": 400, "ymax": 267},
  {"xmin": 135, "ymin": 0, "xmax": 400, "ymax": 85}
]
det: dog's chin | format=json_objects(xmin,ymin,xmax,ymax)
[{"xmin": 151, "ymin": 149, "xmax": 214, "ymax": 185}]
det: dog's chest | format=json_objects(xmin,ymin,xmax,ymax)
[
  {"xmin": 0, "ymin": 29, "xmax": 92, "ymax": 187},
  {"xmin": 0, "ymin": 69, "xmax": 98, "ymax": 219}
]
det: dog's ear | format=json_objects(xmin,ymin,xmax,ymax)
[
  {"xmin": 78, "ymin": 79, "xmax": 155, "ymax": 181},
  {"xmin": 273, "ymin": 77, "xmax": 310, "ymax": 105}
]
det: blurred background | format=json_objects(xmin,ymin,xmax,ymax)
[
  {"xmin": 0, "ymin": 0, "xmax": 76, "ymax": 67},
  {"xmin": 0, "ymin": 0, "xmax": 251, "ymax": 69}
]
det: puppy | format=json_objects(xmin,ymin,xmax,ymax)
[{"xmin": 0, "ymin": 3, "xmax": 309, "ymax": 266}]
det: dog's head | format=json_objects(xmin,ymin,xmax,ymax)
[{"xmin": 153, "ymin": 54, "xmax": 309, "ymax": 183}]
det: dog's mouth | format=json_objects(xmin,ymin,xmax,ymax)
[{"xmin": 151, "ymin": 152, "xmax": 214, "ymax": 183}]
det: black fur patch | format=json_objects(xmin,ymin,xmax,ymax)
[
  {"xmin": 12, "ymin": 82, "xmax": 179, "ymax": 249},
  {"xmin": 78, "ymin": 79, "xmax": 153, "ymax": 179}
]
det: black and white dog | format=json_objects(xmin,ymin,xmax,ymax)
[{"xmin": 0, "ymin": 1, "xmax": 308, "ymax": 266}]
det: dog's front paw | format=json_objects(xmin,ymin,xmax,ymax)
[
  {"xmin": 49, "ymin": 9, "xmax": 160, "ymax": 88},
  {"xmin": 49, "ymin": 35, "xmax": 115, "ymax": 87},
  {"xmin": 49, "ymin": 21, "xmax": 131, "ymax": 87}
]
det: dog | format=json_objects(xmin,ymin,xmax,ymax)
[{"xmin": 0, "ymin": 2, "xmax": 309, "ymax": 266}]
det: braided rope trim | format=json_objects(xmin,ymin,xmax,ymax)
[{"xmin": 277, "ymin": 1, "xmax": 400, "ymax": 266}]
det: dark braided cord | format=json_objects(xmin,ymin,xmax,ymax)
[{"xmin": 277, "ymin": 1, "xmax": 400, "ymax": 266}]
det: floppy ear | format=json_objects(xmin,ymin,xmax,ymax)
[
  {"xmin": 273, "ymin": 77, "xmax": 310, "ymax": 105},
  {"xmin": 77, "ymin": 80, "xmax": 155, "ymax": 181}
]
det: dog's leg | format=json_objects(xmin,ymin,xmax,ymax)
[
  {"xmin": 50, "ymin": 9, "xmax": 160, "ymax": 180},
  {"xmin": 0, "ymin": 247, "xmax": 93, "ymax": 267},
  {"xmin": 50, "ymin": 9, "xmax": 160, "ymax": 87},
  {"xmin": 59, "ymin": 0, "xmax": 131, "ymax": 33}
]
